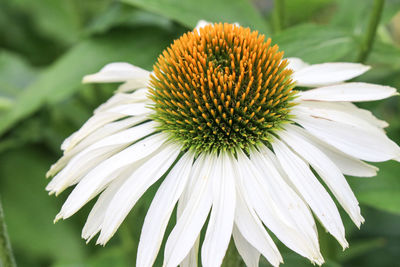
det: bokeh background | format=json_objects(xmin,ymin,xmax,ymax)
[{"xmin": 0, "ymin": 0, "xmax": 399, "ymax": 266}]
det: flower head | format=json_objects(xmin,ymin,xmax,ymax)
[
  {"xmin": 47, "ymin": 22, "xmax": 400, "ymax": 267},
  {"xmin": 150, "ymin": 23, "xmax": 295, "ymax": 153}
]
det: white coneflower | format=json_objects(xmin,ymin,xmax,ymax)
[{"xmin": 47, "ymin": 22, "xmax": 400, "ymax": 267}]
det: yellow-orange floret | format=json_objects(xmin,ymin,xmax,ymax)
[{"xmin": 149, "ymin": 23, "xmax": 296, "ymax": 153}]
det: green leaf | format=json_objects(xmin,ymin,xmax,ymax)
[
  {"xmin": 285, "ymin": 0, "xmax": 334, "ymax": 26},
  {"xmin": 330, "ymin": 0, "xmax": 370, "ymax": 34},
  {"xmin": 85, "ymin": 3, "xmax": 174, "ymax": 35},
  {"xmin": 0, "ymin": 146, "xmax": 86, "ymax": 262},
  {"xmin": 0, "ymin": 27, "xmax": 175, "ymax": 137},
  {"xmin": 331, "ymin": 0, "xmax": 400, "ymax": 33},
  {"xmin": 0, "ymin": 97, "xmax": 13, "ymax": 111},
  {"xmin": 0, "ymin": 51, "xmax": 37, "ymax": 91},
  {"xmin": 338, "ymin": 238, "xmax": 385, "ymax": 262},
  {"xmin": 350, "ymin": 161, "xmax": 400, "ymax": 214},
  {"xmin": 368, "ymin": 40, "xmax": 400, "ymax": 69},
  {"xmin": 272, "ymin": 24, "xmax": 357, "ymax": 63},
  {"xmin": 122, "ymin": 0, "xmax": 269, "ymax": 33},
  {"xmin": 53, "ymin": 248, "xmax": 130, "ymax": 267},
  {"xmin": 9, "ymin": 0, "xmax": 83, "ymax": 44},
  {"xmin": 0, "ymin": 51, "xmax": 38, "ymax": 112}
]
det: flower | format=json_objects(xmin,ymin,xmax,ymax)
[{"xmin": 47, "ymin": 22, "xmax": 400, "ymax": 267}]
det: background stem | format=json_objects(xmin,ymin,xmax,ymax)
[
  {"xmin": 0, "ymin": 197, "xmax": 17, "ymax": 267},
  {"xmin": 357, "ymin": 0, "xmax": 385, "ymax": 63}
]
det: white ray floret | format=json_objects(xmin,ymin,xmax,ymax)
[
  {"xmin": 83, "ymin": 62, "xmax": 150, "ymax": 83},
  {"xmin": 163, "ymin": 154, "xmax": 214, "ymax": 267},
  {"xmin": 298, "ymin": 82, "xmax": 398, "ymax": 101},
  {"xmin": 201, "ymin": 152, "xmax": 236, "ymax": 267},
  {"xmin": 136, "ymin": 152, "xmax": 194, "ymax": 267},
  {"xmin": 293, "ymin": 62, "xmax": 370, "ymax": 87}
]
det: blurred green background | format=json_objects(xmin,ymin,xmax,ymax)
[{"xmin": 0, "ymin": 0, "xmax": 399, "ymax": 266}]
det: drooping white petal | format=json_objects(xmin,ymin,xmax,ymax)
[
  {"xmin": 106, "ymin": 103, "xmax": 151, "ymax": 116},
  {"xmin": 177, "ymin": 159, "xmax": 202, "ymax": 267},
  {"xmin": 55, "ymin": 133, "xmax": 167, "ymax": 220},
  {"xmin": 81, "ymin": 169, "xmax": 134, "ymax": 242},
  {"xmin": 232, "ymin": 225, "xmax": 260, "ymax": 267},
  {"xmin": 344, "ymin": 102, "xmax": 388, "ymax": 128},
  {"xmin": 94, "ymin": 89, "xmax": 150, "ymax": 114},
  {"xmin": 280, "ymin": 124, "xmax": 364, "ymax": 226},
  {"xmin": 136, "ymin": 152, "xmax": 194, "ymax": 267},
  {"xmin": 287, "ymin": 125, "xmax": 378, "ymax": 177},
  {"xmin": 47, "ymin": 122, "xmax": 157, "ymax": 194},
  {"xmin": 96, "ymin": 143, "xmax": 182, "ymax": 244},
  {"xmin": 235, "ymin": 150, "xmax": 324, "ymax": 264},
  {"xmin": 82, "ymin": 62, "xmax": 150, "ymax": 83},
  {"xmin": 272, "ymin": 138, "xmax": 348, "ymax": 248},
  {"xmin": 233, "ymin": 157, "xmax": 282, "ymax": 267},
  {"xmin": 61, "ymin": 112, "xmax": 126, "ymax": 152},
  {"xmin": 180, "ymin": 238, "xmax": 200, "ymax": 267},
  {"xmin": 201, "ymin": 152, "xmax": 236, "ymax": 267},
  {"xmin": 286, "ymin": 57, "xmax": 309, "ymax": 72},
  {"xmin": 294, "ymin": 102, "xmax": 385, "ymax": 134},
  {"xmin": 297, "ymin": 82, "xmax": 398, "ymax": 101},
  {"xmin": 163, "ymin": 154, "xmax": 214, "ymax": 267},
  {"xmin": 47, "ymin": 116, "xmax": 147, "ymax": 177},
  {"xmin": 293, "ymin": 63, "xmax": 370, "ymax": 87},
  {"xmin": 117, "ymin": 78, "xmax": 149, "ymax": 93},
  {"xmin": 294, "ymin": 114, "xmax": 400, "ymax": 162}
]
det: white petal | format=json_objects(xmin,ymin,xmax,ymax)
[
  {"xmin": 82, "ymin": 62, "xmax": 150, "ymax": 83},
  {"xmin": 235, "ymin": 150, "xmax": 324, "ymax": 264},
  {"xmin": 97, "ymin": 143, "xmax": 182, "ymax": 244},
  {"xmin": 47, "ymin": 122, "xmax": 157, "ymax": 194},
  {"xmin": 287, "ymin": 125, "xmax": 378, "ymax": 177},
  {"xmin": 55, "ymin": 133, "xmax": 167, "ymax": 220},
  {"xmin": 178, "ymin": 164, "xmax": 202, "ymax": 267},
  {"xmin": 272, "ymin": 138, "xmax": 348, "ymax": 248},
  {"xmin": 117, "ymin": 79, "xmax": 149, "ymax": 93},
  {"xmin": 293, "ymin": 63, "xmax": 370, "ymax": 87},
  {"xmin": 179, "ymin": 238, "xmax": 199, "ymax": 267},
  {"xmin": 233, "ymin": 159, "xmax": 282, "ymax": 266},
  {"xmin": 298, "ymin": 82, "xmax": 398, "ymax": 101},
  {"xmin": 201, "ymin": 152, "xmax": 236, "ymax": 267},
  {"xmin": 344, "ymin": 102, "xmax": 388, "ymax": 128},
  {"xmin": 81, "ymin": 170, "xmax": 132, "ymax": 242},
  {"xmin": 163, "ymin": 154, "xmax": 214, "ymax": 267},
  {"xmin": 136, "ymin": 152, "xmax": 194, "ymax": 267},
  {"xmin": 94, "ymin": 89, "xmax": 150, "ymax": 114},
  {"xmin": 294, "ymin": 102, "xmax": 384, "ymax": 134},
  {"xmin": 47, "ymin": 116, "xmax": 146, "ymax": 178},
  {"xmin": 294, "ymin": 114, "xmax": 400, "ymax": 162},
  {"xmin": 280, "ymin": 124, "xmax": 364, "ymax": 226},
  {"xmin": 232, "ymin": 225, "xmax": 260, "ymax": 267},
  {"xmin": 286, "ymin": 57, "xmax": 309, "ymax": 72},
  {"xmin": 61, "ymin": 112, "xmax": 126, "ymax": 152},
  {"xmin": 107, "ymin": 103, "xmax": 151, "ymax": 116}
]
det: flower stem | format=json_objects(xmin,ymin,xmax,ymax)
[
  {"xmin": 357, "ymin": 0, "xmax": 385, "ymax": 63},
  {"xmin": 0, "ymin": 197, "xmax": 17, "ymax": 267},
  {"xmin": 273, "ymin": 0, "xmax": 285, "ymax": 33}
]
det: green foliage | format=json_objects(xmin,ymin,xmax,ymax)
[
  {"xmin": 122, "ymin": 0, "xmax": 270, "ymax": 33},
  {"xmin": 350, "ymin": 161, "xmax": 400, "ymax": 214},
  {"xmin": 0, "ymin": 147, "xmax": 86, "ymax": 263},
  {"xmin": 0, "ymin": 0, "xmax": 399, "ymax": 266},
  {"xmin": 272, "ymin": 24, "xmax": 357, "ymax": 63}
]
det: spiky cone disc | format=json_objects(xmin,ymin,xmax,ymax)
[{"xmin": 149, "ymin": 23, "xmax": 296, "ymax": 153}]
